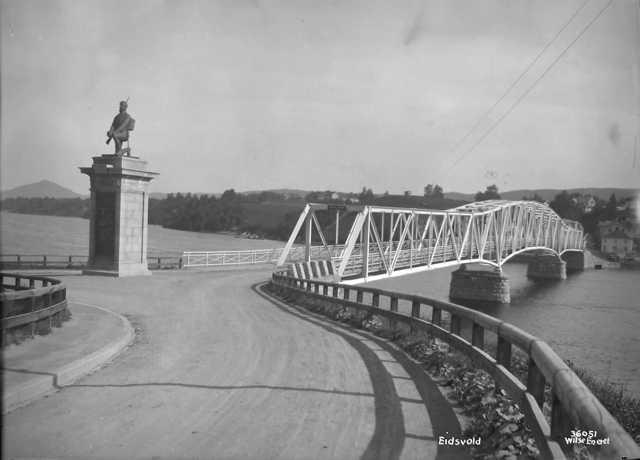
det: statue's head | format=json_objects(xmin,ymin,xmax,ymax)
[{"xmin": 119, "ymin": 101, "xmax": 128, "ymax": 112}]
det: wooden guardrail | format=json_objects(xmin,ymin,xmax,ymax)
[
  {"xmin": 1, "ymin": 272, "xmax": 69, "ymax": 346},
  {"xmin": 0, "ymin": 254, "xmax": 183, "ymax": 270},
  {"xmin": 270, "ymin": 272, "xmax": 640, "ymax": 460}
]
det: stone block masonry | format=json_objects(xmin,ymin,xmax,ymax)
[
  {"xmin": 526, "ymin": 254, "xmax": 567, "ymax": 280},
  {"xmin": 449, "ymin": 264, "xmax": 511, "ymax": 304},
  {"xmin": 80, "ymin": 154, "xmax": 158, "ymax": 277},
  {"xmin": 561, "ymin": 251, "xmax": 585, "ymax": 272}
]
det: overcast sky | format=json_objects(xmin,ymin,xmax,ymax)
[{"xmin": 1, "ymin": 0, "xmax": 639, "ymax": 195}]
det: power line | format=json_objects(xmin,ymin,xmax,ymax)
[
  {"xmin": 444, "ymin": 0, "xmax": 614, "ymax": 174},
  {"xmin": 443, "ymin": 0, "xmax": 591, "ymax": 160}
]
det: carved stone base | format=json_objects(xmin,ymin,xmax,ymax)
[{"xmin": 80, "ymin": 154, "xmax": 158, "ymax": 278}]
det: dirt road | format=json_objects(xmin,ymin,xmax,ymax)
[{"xmin": 3, "ymin": 268, "xmax": 465, "ymax": 460}]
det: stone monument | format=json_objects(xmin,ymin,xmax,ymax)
[{"xmin": 79, "ymin": 102, "xmax": 158, "ymax": 276}]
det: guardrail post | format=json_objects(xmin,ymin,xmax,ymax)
[
  {"xmin": 550, "ymin": 392, "xmax": 571, "ymax": 441},
  {"xmin": 68, "ymin": 255, "xmax": 73, "ymax": 267},
  {"xmin": 372, "ymin": 292, "xmax": 379, "ymax": 307},
  {"xmin": 472, "ymin": 323, "xmax": 484, "ymax": 349},
  {"xmin": 343, "ymin": 288, "xmax": 350, "ymax": 300},
  {"xmin": 497, "ymin": 336, "xmax": 512, "ymax": 370},
  {"xmin": 27, "ymin": 295, "xmax": 36, "ymax": 337},
  {"xmin": 43, "ymin": 255, "xmax": 47, "ymax": 268},
  {"xmin": 179, "ymin": 257, "xmax": 183, "ymax": 269},
  {"xmin": 157, "ymin": 256, "xmax": 161, "ymax": 268},
  {"xmin": 314, "ymin": 283, "xmax": 320, "ymax": 294},
  {"xmin": 450, "ymin": 314, "xmax": 461, "ymax": 335},
  {"xmin": 14, "ymin": 276, "xmax": 21, "ymax": 289},
  {"xmin": 306, "ymin": 281, "xmax": 312, "ymax": 292},
  {"xmin": 17, "ymin": 255, "xmax": 21, "ymax": 268},
  {"xmin": 333, "ymin": 285, "xmax": 339, "ymax": 298},
  {"xmin": 432, "ymin": 307, "xmax": 441, "ymax": 326},
  {"xmin": 356, "ymin": 290, "xmax": 363, "ymax": 304},
  {"xmin": 323, "ymin": 285, "xmax": 328, "ymax": 296},
  {"xmin": 29, "ymin": 278, "xmax": 35, "ymax": 289},
  {"xmin": 411, "ymin": 299, "xmax": 419, "ymax": 317},
  {"xmin": 390, "ymin": 296, "xmax": 398, "ymax": 312},
  {"xmin": 526, "ymin": 358, "xmax": 545, "ymax": 406}
]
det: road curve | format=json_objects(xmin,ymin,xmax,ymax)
[{"xmin": 3, "ymin": 268, "xmax": 466, "ymax": 460}]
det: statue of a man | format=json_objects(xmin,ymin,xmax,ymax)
[{"xmin": 106, "ymin": 100, "xmax": 135, "ymax": 156}]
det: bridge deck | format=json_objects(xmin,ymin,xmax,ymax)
[{"xmin": 3, "ymin": 269, "xmax": 466, "ymax": 459}]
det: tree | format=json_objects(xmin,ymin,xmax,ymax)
[
  {"xmin": 359, "ymin": 187, "xmax": 374, "ymax": 204},
  {"xmin": 432, "ymin": 184, "xmax": 444, "ymax": 199},
  {"xmin": 221, "ymin": 189, "xmax": 237, "ymax": 201},
  {"xmin": 549, "ymin": 190, "xmax": 581, "ymax": 221},
  {"xmin": 475, "ymin": 184, "xmax": 501, "ymax": 201},
  {"xmin": 404, "ymin": 190, "xmax": 412, "ymax": 197},
  {"xmin": 605, "ymin": 193, "xmax": 617, "ymax": 220},
  {"xmin": 423, "ymin": 184, "xmax": 433, "ymax": 197}
]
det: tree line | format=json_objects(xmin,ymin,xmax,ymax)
[{"xmin": 1, "ymin": 185, "xmax": 632, "ymax": 245}]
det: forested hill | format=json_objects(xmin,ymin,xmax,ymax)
[
  {"xmin": 2, "ymin": 187, "xmax": 630, "ymax": 244},
  {"xmin": 0, "ymin": 190, "xmax": 465, "ymax": 242}
]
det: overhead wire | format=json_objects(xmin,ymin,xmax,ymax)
[
  {"xmin": 442, "ymin": 0, "xmax": 592, "ymax": 160},
  {"xmin": 443, "ymin": 0, "xmax": 614, "ymax": 175}
]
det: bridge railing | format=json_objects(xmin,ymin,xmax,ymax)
[
  {"xmin": 182, "ymin": 245, "xmax": 349, "ymax": 268},
  {"xmin": 270, "ymin": 272, "xmax": 640, "ymax": 460},
  {"xmin": 1, "ymin": 272, "xmax": 69, "ymax": 346}
]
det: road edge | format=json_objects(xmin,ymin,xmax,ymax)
[{"xmin": 3, "ymin": 302, "xmax": 135, "ymax": 414}]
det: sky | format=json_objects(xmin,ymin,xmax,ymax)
[{"xmin": 1, "ymin": 0, "xmax": 639, "ymax": 196}]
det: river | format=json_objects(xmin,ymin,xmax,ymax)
[{"xmin": 366, "ymin": 263, "xmax": 640, "ymax": 396}]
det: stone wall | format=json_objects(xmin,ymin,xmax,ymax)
[
  {"xmin": 526, "ymin": 254, "xmax": 567, "ymax": 280},
  {"xmin": 449, "ymin": 265, "xmax": 511, "ymax": 303},
  {"xmin": 560, "ymin": 251, "xmax": 585, "ymax": 272}
]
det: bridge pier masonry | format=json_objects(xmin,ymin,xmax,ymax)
[
  {"xmin": 526, "ymin": 254, "xmax": 567, "ymax": 280},
  {"xmin": 80, "ymin": 154, "xmax": 158, "ymax": 277},
  {"xmin": 561, "ymin": 251, "xmax": 586, "ymax": 272},
  {"xmin": 449, "ymin": 264, "xmax": 511, "ymax": 304}
]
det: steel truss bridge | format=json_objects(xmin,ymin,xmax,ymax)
[{"xmin": 277, "ymin": 200, "xmax": 585, "ymax": 284}]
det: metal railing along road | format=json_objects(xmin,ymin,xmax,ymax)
[{"xmin": 270, "ymin": 272, "xmax": 640, "ymax": 460}]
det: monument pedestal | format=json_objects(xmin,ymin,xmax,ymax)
[{"xmin": 80, "ymin": 155, "xmax": 158, "ymax": 277}]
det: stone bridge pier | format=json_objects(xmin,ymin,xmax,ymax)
[
  {"xmin": 449, "ymin": 264, "xmax": 511, "ymax": 304},
  {"xmin": 560, "ymin": 251, "xmax": 585, "ymax": 272},
  {"xmin": 526, "ymin": 254, "xmax": 567, "ymax": 280}
]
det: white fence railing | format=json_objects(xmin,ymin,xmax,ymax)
[{"xmin": 182, "ymin": 245, "xmax": 348, "ymax": 268}]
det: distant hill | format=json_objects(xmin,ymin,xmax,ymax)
[
  {"xmin": 446, "ymin": 187, "xmax": 638, "ymax": 202},
  {"xmin": 1, "ymin": 180, "xmax": 83, "ymax": 199}
]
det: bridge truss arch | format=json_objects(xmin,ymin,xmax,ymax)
[{"xmin": 277, "ymin": 200, "xmax": 584, "ymax": 284}]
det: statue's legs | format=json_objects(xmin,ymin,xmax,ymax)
[
  {"xmin": 113, "ymin": 133, "xmax": 129, "ymax": 155},
  {"xmin": 114, "ymin": 137, "xmax": 122, "ymax": 154}
]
